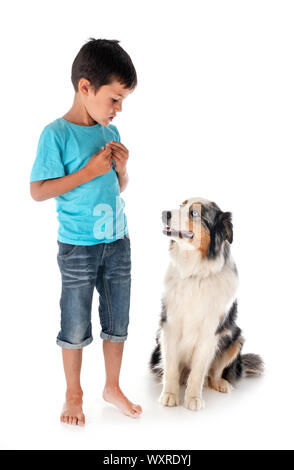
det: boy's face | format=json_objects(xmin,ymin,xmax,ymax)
[{"xmin": 80, "ymin": 79, "xmax": 132, "ymax": 127}]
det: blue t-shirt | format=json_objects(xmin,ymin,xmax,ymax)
[{"xmin": 30, "ymin": 118, "xmax": 128, "ymax": 245}]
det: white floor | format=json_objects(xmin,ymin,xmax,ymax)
[
  {"xmin": 1, "ymin": 334, "xmax": 292, "ymax": 450},
  {"xmin": 2, "ymin": 238, "xmax": 294, "ymax": 450}
]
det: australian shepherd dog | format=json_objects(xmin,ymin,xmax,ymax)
[{"xmin": 150, "ymin": 197, "xmax": 264, "ymax": 411}]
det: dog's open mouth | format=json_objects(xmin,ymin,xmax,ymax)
[{"xmin": 163, "ymin": 226, "xmax": 194, "ymax": 239}]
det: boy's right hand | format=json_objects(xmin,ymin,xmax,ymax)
[{"xmin": 84, "ymin": 144, "xmax": 113, "ymax": 180}]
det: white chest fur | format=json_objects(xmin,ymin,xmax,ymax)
[{"xmin": 161, "ymin": 246, "xmax": 239, "ymax": 366}]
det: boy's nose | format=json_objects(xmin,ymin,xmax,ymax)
[{"xmin": 116, "ymin": 102, "xmax": 122, "ymax": 112}]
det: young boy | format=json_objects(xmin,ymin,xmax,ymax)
[{"xmin": 30, "ymin": 38, "xmax": 142, "ymax": 425}]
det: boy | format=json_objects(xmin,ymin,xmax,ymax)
[{"xmin": 30, "ymin": 38, "xmax": 142, "ymax": 425}]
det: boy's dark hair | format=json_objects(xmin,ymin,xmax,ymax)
[{"xmin": 71, "ymin": 38, "xmax": 137, "ymax": 94}]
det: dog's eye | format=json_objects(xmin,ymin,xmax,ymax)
[{"xmin": 190, "ymin": 209, "xmax": 199, "ymax": 218}]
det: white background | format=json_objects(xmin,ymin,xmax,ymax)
[{"xmin": 1, "ymin": 0, "xmax": 293, "ymax": 450}]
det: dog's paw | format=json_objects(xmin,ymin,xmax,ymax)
[
  {"xmin": 184, "ymin": 395, "xmax": 204, "ymax": 411},
  {"xmin": 159, "ymin": 391, "xmax": 179, "ymax": 407},
  {"xmin": 210, "ymin": 378, "xmax": 233, "ymax": 394}
]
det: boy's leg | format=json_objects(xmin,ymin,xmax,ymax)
[
  {"xmin": 57, "ymin": 241, "xmax": 101, "ymax": 426},
  {"xmin": 60, "ymin": 348, "xmax": 85, "ymax": 426},
  {"xmin": 102, "ymin": 340, "xmax": 142, "ymax": 418},
  {"xmin": 96, "ymin": 235, "xmax": 142, "ymax": 417}
]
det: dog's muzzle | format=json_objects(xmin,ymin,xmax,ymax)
[
  {"xmin": 162, "ymin": 228, "xmax": 194, "ymax": 239},
  {"xmin": 162, "ymin": 211, "xmax": 194, "ymax": 239}
]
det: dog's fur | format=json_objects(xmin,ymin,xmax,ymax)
[{"xmin": 150, "ymin": 197, "xmax": 264, "ymax": 411}]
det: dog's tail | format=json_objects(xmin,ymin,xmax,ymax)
[
  {"xmin": 222, "ymin": 353, "xmax": 264, "ymax": 383},
  {"xmin": 150, "ymin": 340, "xmax": 163, "ymax": 380},
  {"xmin": 241, "ymin": 353, "xmax": 264, "ymax": 377}
]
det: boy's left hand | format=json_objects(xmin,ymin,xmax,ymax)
[{"xmin": 108, "ymin": 141, "xmax": 129, "ymax": 175}]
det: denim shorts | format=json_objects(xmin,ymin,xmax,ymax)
[{"xmin": 56, "ymin": 233, "xmax": 131, "ymax": 349}]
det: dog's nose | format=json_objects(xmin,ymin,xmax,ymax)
[{"xmin": 162, "ymin": 211, "xmax": 171, "ymax": 224}]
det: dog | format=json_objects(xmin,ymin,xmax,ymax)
[{"xmin": 150, "ymin": 197, "xmax": 264, "ymax": 411}]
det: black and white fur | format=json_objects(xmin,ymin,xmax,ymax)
[{"xmin": 150, "ymin": 197, "xmax": 263, "ymax": 411}]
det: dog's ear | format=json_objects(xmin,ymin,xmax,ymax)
[
  {"xmin": 209, "ymin": 211, "xmax": 233, "ymax": 258},
  {"xmin": 221, "ymin": 212, "xmax": 233, "ymax": 243}
]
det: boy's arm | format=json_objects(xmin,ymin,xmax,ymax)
[
  {"xmin": 30, "ymin": 167, "xmax": 91, "ymax": 202},
  {"xmin": 116, "ymin": 170, "xmax": 129, "ymax": 193},
  {"xmin": 30, "ymin": 145, "xmax": 113, "ymax": 201},
  {"xmin": 110, "ymin": 141, "xmax": 129, "ymax": 193}
]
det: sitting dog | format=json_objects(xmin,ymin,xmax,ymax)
[{"xmin": 150, "ymin": 197, "xmax": 263, "ymax": 411}]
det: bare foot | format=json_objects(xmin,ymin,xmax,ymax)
[
  {"xmin": 60, "ymin": 391, "xmax": 85, "ymax": 426},
  {"xmin": 103, "ymin": 385, "xmax": 142, "ymax": 418}
]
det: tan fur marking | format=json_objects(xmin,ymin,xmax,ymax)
[
  {"xmin": 198, "ymin": 224, "xmax": 211, "ymax": 256},
  {"xmin": 209, "ymin": 337, "xmax": 244, "ymax": 384},
  {"xmin": 188, "ymin": 203, "xmax": 200, "ymax": 234},
  {"xmin": 222, "ymin": 340, "xmax": 242, "ymax": 366},
  {"xmin": 186, "ymin": 203, "xmax": 211, "ymax": 253}
]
